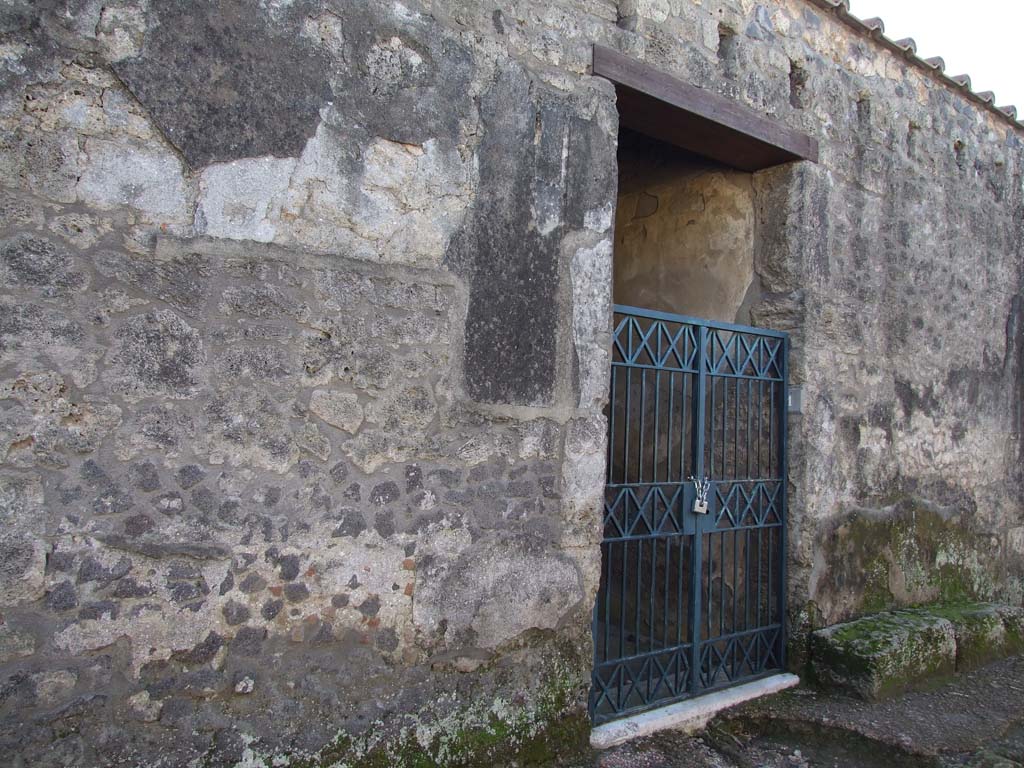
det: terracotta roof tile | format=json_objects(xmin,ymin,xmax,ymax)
[
  {"xmin": 892, "ymin": 38, "xmax": 918, "ymax": 55},
  {"xmin": 860, "ymin": 17, "xmax": 884, "ymax": 35}
]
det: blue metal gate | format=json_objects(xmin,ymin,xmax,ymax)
[{"xmin": 590, "ymin": 305, "xmax": 788, "ymax": 724}]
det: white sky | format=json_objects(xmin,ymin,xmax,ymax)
[{"xmin": 849, "ymin": 0, "xmax": 1024, "ymax": 111}]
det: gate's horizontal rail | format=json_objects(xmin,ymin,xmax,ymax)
[
  {"xmin": 603, "ymin": 523, "xmax": 782, "ymax": 543},
  {"xmin": 607, "ymin": 478, "xmax": 783, "ymax": 487},
  {"xmin": 610, "ymin": 361, "xmax": 783, "ymax": 382},
  {"xmin": 614, "ymin": 304, "xmax": 788, "ymax": 339},
  {"xmin": 592, "ymin": 642, "xmax": 694, "ymax": 671},
  {"xmin": 701, "ymin": 623, "xmax": 783, "ymax": 644}
]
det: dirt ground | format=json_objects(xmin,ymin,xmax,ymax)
[{"xmin": 567, "ymin": 655, "xmax": 1024, "ymax": 768}]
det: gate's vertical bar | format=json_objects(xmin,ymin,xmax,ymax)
[
  {"xmin": 777, "ymin": 336, "xmax": 789, "ymax": 668},
  {"xmin": 746, "ymin": 378, "xmax": 752, "ymax": 479},
  {"xmin": 608, "ymin": 367, "xmax": 617, "ymax": 484},
  {"xmin": 663, "ymin": 536, "xmax": 670, "ymax": 650},
  {"xmin": 624, "ymin": 367, "xmax": 632, "ymax": 485},
  {"xmin": 653, "ymin": 369, "xmax": 661, "ymax": 484},
  {"xmin": 619, "ymin": 530, "xmax": 627, "ymax": 663},
  {"xmin": 688, "ymin": 324, "xmax": 707, "ymax": 693},
  {"xmin": 638, "ymin": 369, "xmax": 646, "ymax": 487},
  {"xmin": 667, "ymin": 372, "xmax": 675, "ymax": 484},
  {"xmin": 722, "ymin": 372, "xmax": 728, "ymax": 478},
  {"xmin": 635, "ymin": 537, "xmax": 641, "ymax": 658}
]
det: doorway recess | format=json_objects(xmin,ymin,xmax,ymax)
[{"xmin": 590, "ymin": 45, "xmax": 816, "ymax": 735}]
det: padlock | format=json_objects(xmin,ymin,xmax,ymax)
[{"xmin": 691, "ymin": 476, "xmax": 710, "ymax": 515}]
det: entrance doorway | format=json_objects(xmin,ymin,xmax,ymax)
[{"xmin": 588, "ymin": 47, "xmax": 808, "ymax": 725}]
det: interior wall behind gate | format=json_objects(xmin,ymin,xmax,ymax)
[{"xmin": 613, "ymin": 130, "xmax": 756, "ymax": 324}]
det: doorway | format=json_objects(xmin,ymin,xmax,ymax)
[{"xmin": 589, "ymin": 131, "xmax": 790, "ymax": 725}]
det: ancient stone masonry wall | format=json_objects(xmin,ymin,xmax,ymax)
[
  {"xmin": 616, "ymin": 0, "xmax": 1023, "ymax": 644},
  {"xmin": 592, "ymin": 0, "xmax": 1024, "ymax": 643},
  {"xmin": 0, "ymin": 1, "xmax": 624, "ymax": 765},
  {"xmin": 0, "ymin": 0, "xmax": 1022, "ymax": 765}
]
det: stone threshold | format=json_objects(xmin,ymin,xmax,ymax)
[{"xmin": 589, "ymin": 673, "xmax": 801, "ymax": 749}]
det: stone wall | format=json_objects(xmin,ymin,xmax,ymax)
[
  {"xmin": 0, "ymin": 0, "xmax": 1022, "ymax": 765},
  {"xmin": 614, "ymin": 0, "xmax": 1024, "ymax": 643},
  {"xmin": 0, "ymin": 1, "xmax": 620, "ymax": 764}
]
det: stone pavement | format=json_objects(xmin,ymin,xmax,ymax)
[{"xmin": 560, "ymin": 655, "xmax": 1024, "ymax": 768}]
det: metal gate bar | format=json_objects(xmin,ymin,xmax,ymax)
[{"xmin": 590, "ymin": 305, "xmax": 788, "ymax": 724}]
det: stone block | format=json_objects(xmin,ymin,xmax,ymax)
[
  {"xmin": 810, "ymin": 610, "xmax": 956, "ymax": 700},
  {"xmin": 0, "ymin": 625, "xmax": 36, "ymax": 663},
  {"xmin": 77, "ymin": 138, "xmax": 189, "ymax": 222},
  {"xmin": 995, "ymin": 605, "xmax": 1024, "ymax": 655},
  {"xmin": 925, "ymin": 604, "xmax": 1011, "ymax": 671},
  {"xmin": 811, "ymin": 603, "xmax": 1024, "ymax": 699}
]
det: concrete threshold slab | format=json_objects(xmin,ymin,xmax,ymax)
[{"xmin": 590, "ymin": 673, "xmax": 800, "ymax": 750}]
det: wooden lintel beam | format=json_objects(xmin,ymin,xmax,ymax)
[{"xmin": 592, "ymin": 45, "xmax": 819, "ymax": 171}]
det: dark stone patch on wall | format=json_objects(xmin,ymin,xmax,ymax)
[
  {"xmin": 321, "ymin": 2, "xmax": 476, "ymax": 148},
  {"xmin": 113, "ymin": 0, "xmax": 331, "ymax": 168},
  {"xmin": 446, "ymin": 65, "xmax": 564, "ymax": 406},
  {"xmin": 1007, "ymin": 296, "xmax": 1024, "ymax": 468},
  {"xmin": 564, "ymin": 115, "xmax": 617, "ymax": 231}
]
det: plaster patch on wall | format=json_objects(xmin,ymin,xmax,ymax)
[
  {"xmin": 412, "ymin": 538, "xmax": 583, "ymax": 650},
  {"xmin": 569, "ymin": 236, "xmax": 613, "ymax": 411},
  {"xmin": 276, "ymin": 128, "xmax": 476, "ymax": 266},
  {"xmin": 196, "ymin": 157, "xmax": 297, "ymax": 243},
  {"xmin": 77, "ymin": 138, "xmax": 189, "ymax": 223}
]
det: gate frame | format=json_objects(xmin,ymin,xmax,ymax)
[{"xmin": 589, "ymin": 304, "xmax": 790, "ymax": 725}]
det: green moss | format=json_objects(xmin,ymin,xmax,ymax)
[
  {"xmin": 516, "ymin": 711, "xmax": 591, "ymax": 765},
  {"xmin": 809, "ymin": 609, "xmax": 957, "ymax": 699},
  {"xmin": 279, "ymin": 640, "xmax": 592, "ymax": 768},
  {"xmin": 811, "ymin": 600, "xmax": 1024, "ymax": 699},
  {"xmin": 1000, "ymin": 607, "xmax": 1024, "ymax": 654},
  {"xmin": 821, "ymin": 497, "xmax": 1006, "ymax": 623},
  {"xmin": 787, "ymin": 601, "xmax": 826, "ymax": 679},
  {"xmin": 859, "ymin": 560, "xmax": 896, "ymax": 615},
  {"xmin": 909, "ymin": 603, "xmax": 1010, "ymax": 671}
]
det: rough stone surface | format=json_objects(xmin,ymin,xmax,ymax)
[
  {"xmin": 77, "ymin": 137, "xmax": 190, "ymax": 223},
  {"xmin": 923, "ymin": 603, "xmax": 1023, "ymax": 671},
  {"xmin": 196, "ymin": 157, "xmax": 297, "ymax": 243},
  {"xmin": 0, "ymin": 625, "xmax": 35, "ymax": 663},
  {"xmin": 309, "ymin": 390, "xmax": 364, "ymax": 434},
  {"xmin": 810, "ymin": 610, "xmax": 957, "ymax": 700},
  {"xmin": 112, "ymin": 0, "xmax": 331, "ymax": 168},
  {"xmin": 0, "ymin": 0, "xmax": 1020, "ymax": 764},
  {"xmin": 809, "ymin": 602, "xmax": 1024, "ymax": 700}
]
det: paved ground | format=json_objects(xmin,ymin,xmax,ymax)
[{"xmin": 565, "ymin": 655, "xmax": 1024, "ymax": 768}]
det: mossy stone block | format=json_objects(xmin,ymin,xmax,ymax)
[
  {"xmin": 920, "ymin": 603, "xmax": 1009, "ymax": 671},
  {"xmin": 809, "ymin": 610, "xmax": 956, "ymax": 700},
  {"xmin": 996, "ymin": 605, "xmax": 1024, "ymax": 655}
]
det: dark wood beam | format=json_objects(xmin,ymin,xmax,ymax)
[{"xmin": 592, "ymin": 45, "xmax": 819, "ymax": 172}]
